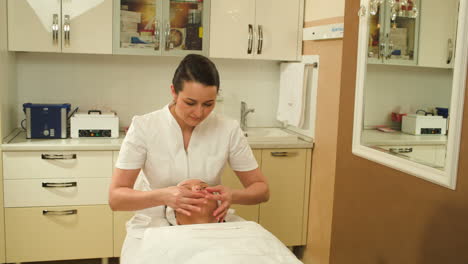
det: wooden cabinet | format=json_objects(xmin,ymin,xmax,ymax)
[
  {"xmin": 2, "ymin": 150, "xmax": 114, "ymax": 262},
  {"xmin": 5, "ymin": 205, "xmax": 113, "ymax": 263},
  {"xmin": 375, "ymin": 144, "xmax": 446, "ymax": 169},
  {"xmin": 209, "ymin": 0, "xmax": 303, "ymax": 61},
  {"xmin": 7, "ymin": 0, "xmax": 113, "ymax": 54},
  {"xmin": 221, "ymin": 148, "xmax": 312, "ymax": 246},
  {"xmin": 418, "ymin": 0, "xmax": 459, "ymax": 68},
  {"xmin": 221, "ymin": 150, "xmax": 262, "ymax": 222}
]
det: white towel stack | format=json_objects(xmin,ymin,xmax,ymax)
[{"xmin": 277, "ymin": 62, "xmax": 308, "ymax": 128}]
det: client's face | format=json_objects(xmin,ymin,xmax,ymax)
[{"xmin": 176, "ymin": 179, "xmax": 219, "ymax": 225}]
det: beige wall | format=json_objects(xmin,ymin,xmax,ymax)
[
  {"xmin": 329, "ymin": 0, "xmax": 468, "ymax": 263},
  {"xmin": 302, "ymin": 0, "xmax": 345, "ymax": 263},
  {"xmin": 0, "ymin": 0, "xmax": 17, "ymax": 139},
  {"xmin": 0, "ymin": 0, "xmax": 15, "ymax": 261},
  {"xmin": 305, "ymin": 0, "xmax": 345, "ymax": 22}
]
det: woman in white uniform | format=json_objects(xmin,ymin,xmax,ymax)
[{"xmin": 109, "ymin": 54, "xmax": 270, "ymax": 264}]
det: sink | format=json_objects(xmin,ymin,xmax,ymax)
[{"xmin": 243, "ymin": 128, "xmax": 298, "ymax": 142}]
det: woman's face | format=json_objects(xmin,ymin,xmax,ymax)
[{"xmin": 171, "ymin": 81, "xmax": 217, "ymax": 127}]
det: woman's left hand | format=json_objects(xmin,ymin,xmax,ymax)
[{"xmin": 205, "ymin": 185, "xmax": 233, "ymax": 222}]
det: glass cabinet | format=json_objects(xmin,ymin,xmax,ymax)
[
  {"xmin": 367, "ymin": 0, "xmax": 420, "ymax": 65},
  {"xmin": 113, "ymin": 0, "xmax": 210, "ymax": 56}
]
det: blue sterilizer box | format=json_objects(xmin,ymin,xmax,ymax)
[{"xmin": 23, "ymin": 103, "xmax": 71, "ymax": 139}]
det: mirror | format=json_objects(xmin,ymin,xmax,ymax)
[{"xmin": 353, "ymin": 0, "xmax": 468, "ymax": 189}]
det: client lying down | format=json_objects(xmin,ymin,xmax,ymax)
[{"xmin": 135, "ymin": 179, "xmax": 302, "ymax": 264}]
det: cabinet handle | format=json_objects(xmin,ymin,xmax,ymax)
[
  {"xmin": 155, "ymin": 19, "xmax": 160, "ymax": 50},
  {"xmin": 379, "ymin": 42, "xmax": 385, "ymax": 59},
  {"xmin": 43, "ymin": 209, "xmax": 77, "ymax": 216},
  {"xmin": 271, "ymin": 151, "xmax": 292, "ymax": 157},
  {"xmin": 164, "ymin": 21, "xmax": 171, "ymax": 50},
  {"xmin": 42, "ymin": 182, "xmax": 77, "ymax": 188},
  {"xmin": 63, "ymin": 15, "xmax": 71, "ymax": 47},
  {"xmin": 257, "ymin": 25, "xmax": 263, "ymax": 54},
  {"xmin": 447, "ymin": 38, "xmax": 454, "ymax": 64},
  {"xmin": 41, "ymin": 154, "xmax": 77, "ymax": 160},
  {"xmin": 389, "ymin": 147, "xmax": 413, "ymax": 154},
  {"xmin": 52, "ymin": 14, "xmax": 59, "ymax": 45},
  {"xmin": 247, "ymin": 24, "xmax": 253, "ymax": 54}
]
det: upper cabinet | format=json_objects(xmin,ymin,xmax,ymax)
[
  {"xmin": 7, "ymin": 0, "xmax": 113, "ymax": 54},
  {"xmin": 209, "ymin": 0, "xmax": 303, "ymax": 61},
  {"xmin": 113, "ymin": 0, "xmax": 210, "ymax": 56},
  {"xmin": 367, "ymin": 0, "xmax": 459, "ymax": 68},
  {"xmin": 367, "ymin": 0, "xmax": 420, "ymax": 65},
  {"xmin": 418, "ymin": 0, "xmax": 459, "ymax": 68}
]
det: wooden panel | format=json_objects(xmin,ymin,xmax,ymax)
[
  {"xmin": 61, "ymin": 0, "xmax": 113, "ymax": 54},
  {"xmin": 7, "ymin": 0, "xmax": 61, "ymax": 52},
  {"xmin": 254, "ymin": 0, "xmax": 301, "ymax": 60},
  {"xmin": 0, "ymin": 152, "xmax": 6, "ymax": 263},
  {"xmin": 113, "ymin": 211, "xmax": 134, "ymax": 257},
  {"xmin": 209, "ymin": 0, "xmax": 255, "ymax": 59},
  {"xmin": 4, "ymin": 178, "xmax": 111, "ymax": 207},
  {"xmin": 221, "ymin": 149, "xmax": 261, "ymax": 222},
  {"xmin": 3, "ymin": 151, "xmax": 113, "ymax": 179},
  {"xmin": 259, "ymin": 148, "xmax": 307, "ymax": 246},
  {"xmin": 5, "ymin": 205, "xmax": 113, "ymax": 262}
]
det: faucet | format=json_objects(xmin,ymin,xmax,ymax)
[{"xmin": 240, "ymin": 101, "xmax": 255, "ymax": 131}]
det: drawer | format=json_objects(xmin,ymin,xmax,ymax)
[
  {"xmin": 113, "ymin": 211, "xmax": 134, "ymax": 257},
  {"xmin": 3, "ymin": 151, "xmax": 113, "ymax": 179},
  {"xmin": 5, "ymin": 205, "xmax": 113, "ymax": 262},
  {"xmin": 4, "ymin": 178, "xmax": 111, "ymax": 207}
]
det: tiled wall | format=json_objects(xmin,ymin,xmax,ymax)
[{"xmin": 16, "ymin": 53, "xmax": 282, "ymax": 128}]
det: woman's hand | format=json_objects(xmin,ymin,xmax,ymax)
[
  {"xmin": 205, "ymin": 185, "xmax": 233, "ymax": 222},
  {"xmin": 163, "ymin": 186, "xmax": 207, "ymax": 216}
]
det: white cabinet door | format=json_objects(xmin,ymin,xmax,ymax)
[
  {"xmin": 254, "ymin": 0, "xmax": 301, "ymax": 61},
  {"xmin": 7, "ymin": 0, "xmax": 61, "ymax": 52},
  {"xmin": 209, "ymin": 0, "xmax": 255, "ymax": 59},
  {"xmin": 61, "ymin": 0, "xmax": 113, "ymax": 54},
  {"xmin": 418, "ymin": 0, "xmax": 459, "ymax": 68}
]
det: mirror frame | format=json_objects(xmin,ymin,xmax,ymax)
[{"xmin": 352, "ymin": 0, "xmax": 468, "ymax": 189}]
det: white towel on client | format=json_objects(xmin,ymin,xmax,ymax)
[{"xmin": 135, "ymin": 221, "xmax": 302, "ymax": 264}]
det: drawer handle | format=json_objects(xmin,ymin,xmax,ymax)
[
  {"xmin": 389, "ymin": 147, "xmax": 413, "ymax": 154},
  {"xmin": 42, "ymin": 182, "xmax": 77, "ymax": 188},
  {"xmin": 41, "ymin": 154, "xmax": 77, "ymax": 160},
  {"xmin": 43, "ymin": 209, "xmax": 77, "ymax": 216},
  {"xmin": 271, "ymin": 152, "xmax": 290, "ymax": 157}
]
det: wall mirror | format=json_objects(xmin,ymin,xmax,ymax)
[{"xmin": 353, "ymin": 0, "xmax": 468, "ymax": 189}]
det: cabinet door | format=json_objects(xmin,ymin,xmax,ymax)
[
  {"xmin": 259, "ymin": 149, "xmax": 308, "ymax": 246},
  {"xmin": 5, "ymin": 205, "xmax": 113, "ymax": 262},
  {"xmin": 0, "ymin": 154, "xmax": 5, "ymax": 263},
  {"xmin": 113, "ymin": 211, "xmax": 134, "ymax": 257},
  {"xmin": 7, "ymin": 0, "xmax": 61, "ymax": 52},
  {"xmin": 376, "ymin": 145, "xmax": 446, "ymax": 169},
  {"xmin": 254, "ymin": 0, "xmax": 301, "ymax": 61},
  {"xmin": 418, "ymin": 0, "xmax": 459, "ymax": 68},
  {"xmin": 221, "ymin": 150, "xmax": 261, "ymax": 222},
  {"xmin": 113, "ymin": 0, "xmax": 163, "ymax": 55},
  {"xmin": 161, "ymin": 0, "xmax": 209, "ymax": 56},
  {"xmin": 209, "ymin": 0, "xmax": 255, "ymax": 59},
  {"xmin": 61, "ymin": 0, "xmax": 113, "ymax": 54}
]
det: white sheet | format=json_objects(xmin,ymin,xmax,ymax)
[{"xmin": 135, "ymin": 221, "xmax": 302, "ymax": 264}]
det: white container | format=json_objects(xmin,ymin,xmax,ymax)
[
  {"xmin": 70, "ymin": 111, "xmax": 119, "ymax": 138},
  {"xmin": 402, "ymin": 114, "xmax": 447, "ymax": 135}
]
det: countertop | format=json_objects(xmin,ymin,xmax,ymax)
[
  {"xmin": 361, "ymin": 129, "xmax": 448, "ymax": 146},
  {"xmin": 1, "ymin": 129, "xmax": 314, "ymax": 151}
]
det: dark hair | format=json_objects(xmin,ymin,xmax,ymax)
[{"xmin": 172, "ymin": 54, "xmax": 220, "ymax": 94}]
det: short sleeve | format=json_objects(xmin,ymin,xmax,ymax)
[
  {"xmin": 228, "ymin": 121, "xmax": 258, "ymax": 172},
  {"xmin": 115, "ymin": 116, "xmax": 147, "ymax": 170}
]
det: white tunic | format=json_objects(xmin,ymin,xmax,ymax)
[{"xmin": 115, "ymin": 104, "xmax": 258, "ymax": 238}]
